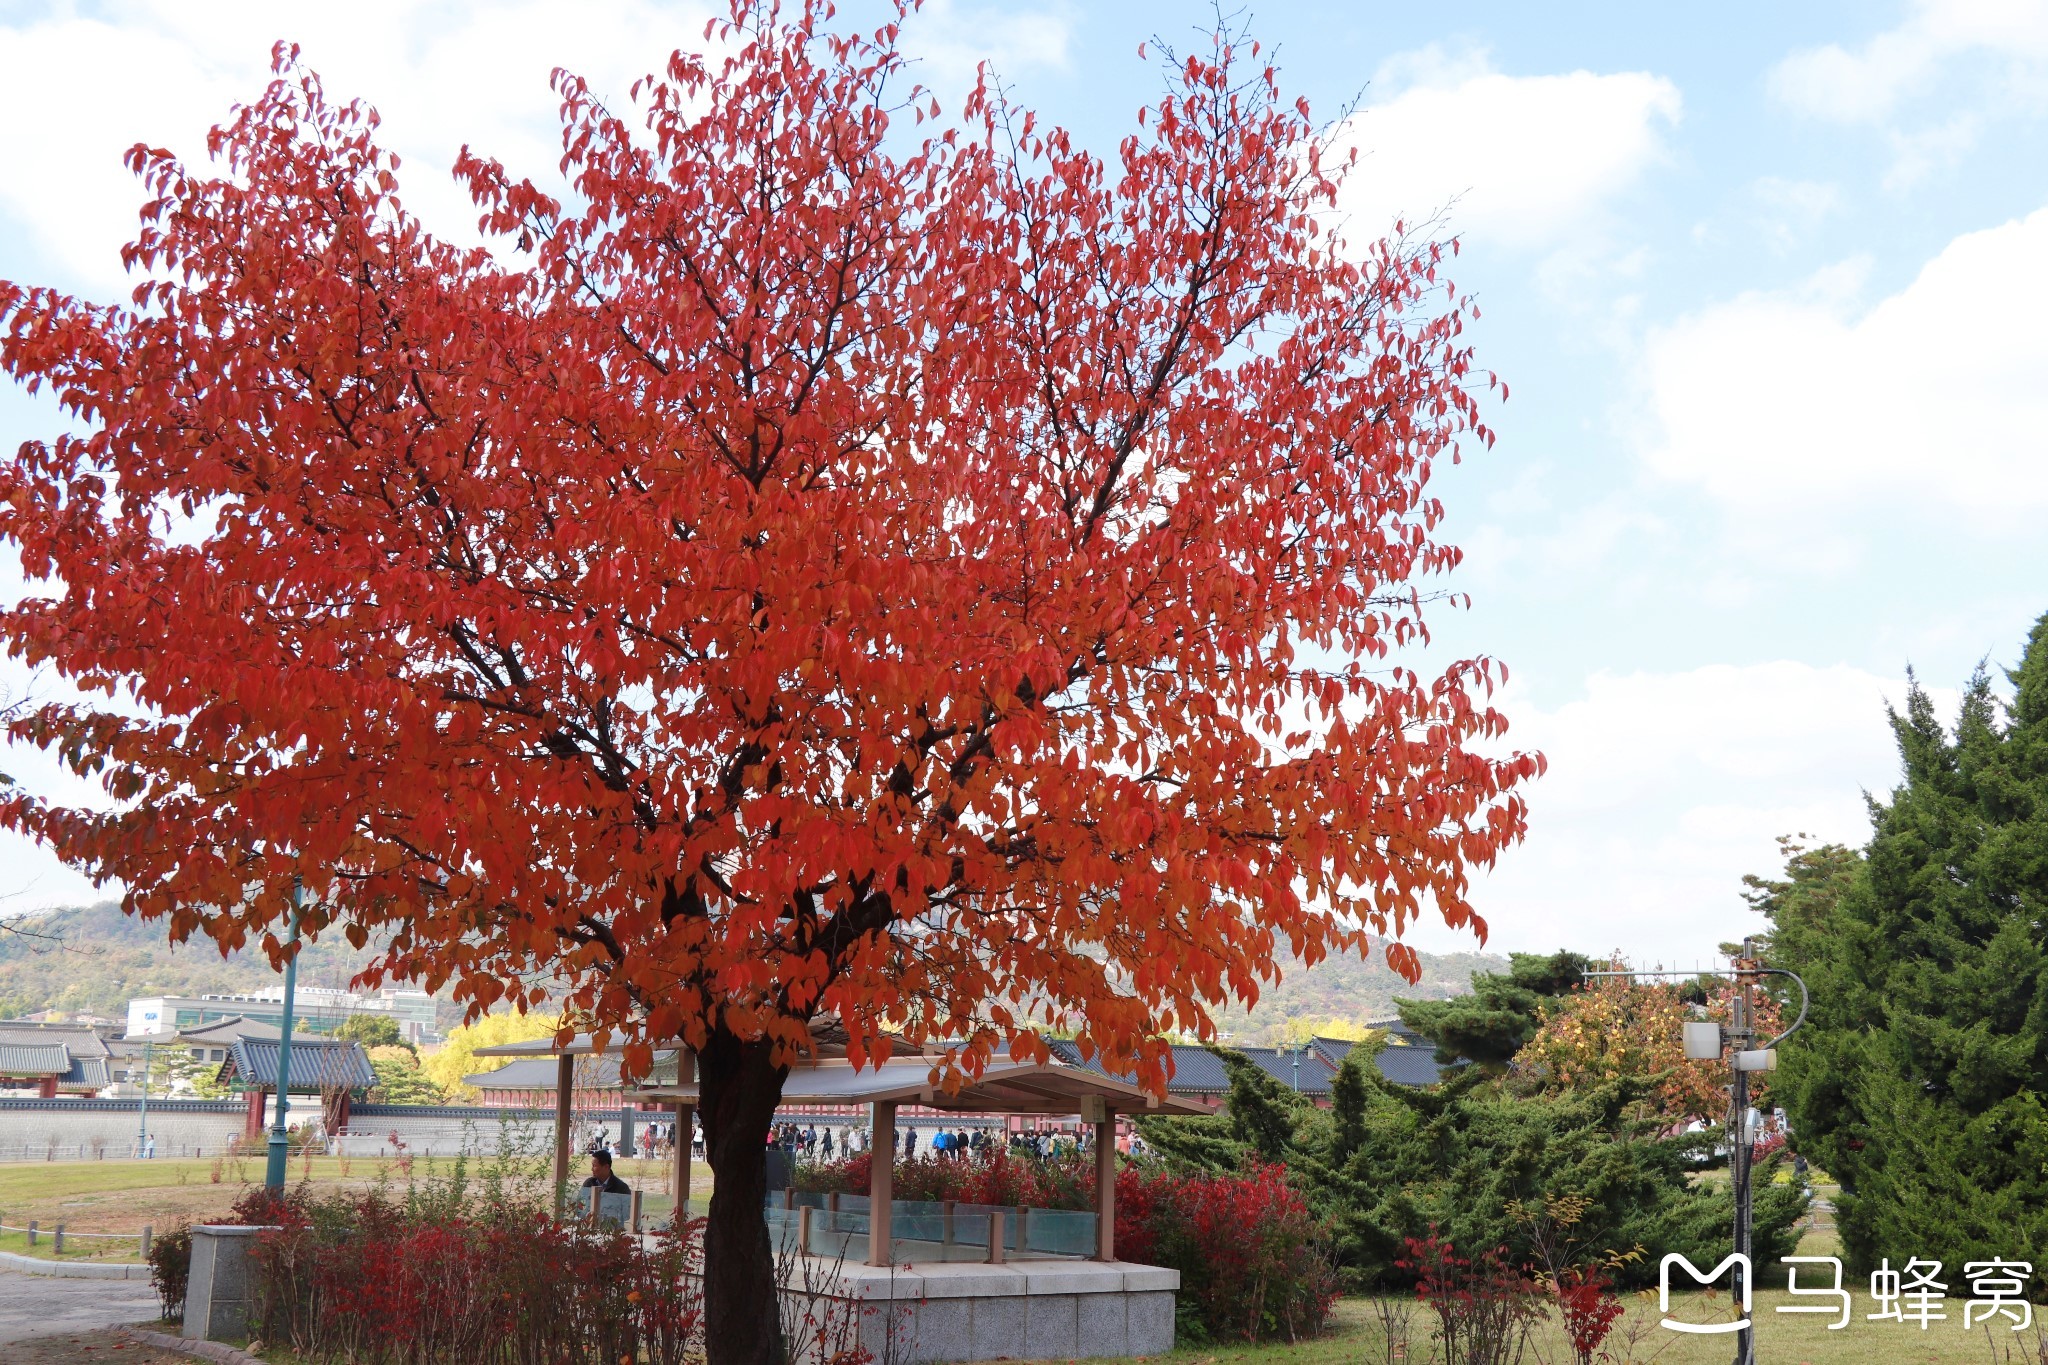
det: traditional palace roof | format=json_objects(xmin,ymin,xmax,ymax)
[
  {"xmin": 216, "ymin": 1036, "xmax": 375, "ymax": 1092},
  {"xmin": 0, "ymin": 1020, "xmax": 113, "ymax": 1092}
]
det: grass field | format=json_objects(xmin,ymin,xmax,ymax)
[
  {"xmin": 179, "ymin": 1287, "xmax": 2048, "ymax": 1365},
  {"xmin": 0, "ymin": 1152, "xmax": 705, "ymax": 1249},
  {"xmin": 1036, "ymin": 1286, "xmax": 2048, "ymax": 1364}
]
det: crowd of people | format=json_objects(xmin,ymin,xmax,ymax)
[
  {"xmin": 573, "ymin": 1112, "xmax": 1156, "ymax": 1169},
  {"xmin": 757, "ymin": 1119, "xmax": 1147, "ymax": 1161},
  {"xmin": 628, "ymin": 1118, "xmax": 703, "ymax": 1160},
  {"xmin": 573, "ymin": 1112, "xmax": 1160, "ymax": 1168}
]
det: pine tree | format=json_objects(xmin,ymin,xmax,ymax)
[
  {"xmin": 1766, "ymin": 613, "xmax": 2048, "ymax": 1273},
  {"xmin": 1330, "ymin": 1051, "xmax": 1370, "ymax": 1164},
  {"xmin": 1134, "ymin": 1048, "xmax": 1315, "ymax": 1170},
  {"xmin": 1397, "ymin": 951, "xmax": 1592, "ymax": 1068}
]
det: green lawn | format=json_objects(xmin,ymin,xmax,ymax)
[
  {"xmin": 0, "ymin": 1151, "xmax": 701, "ymax": 1244},
  {"xmin": 230, "ymin": 1290, "xmax": 2046, "ymax": 1365},
  {"xmin": 1032, "ymin": 1287, "xmax": 2043, "ymax": 1365},
  {"xmin": 0, "ymin": 1225, "xmax": 148, "ymax": 1262}
]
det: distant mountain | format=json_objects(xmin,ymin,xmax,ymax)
[
  {"xmin": 0, "ymin": 900, "xmax": 389, "ymax": 1023},
  {"xmin": 3, "ymin": 902, "xmax": 1505, "ymax": 1046},
  {"xmin": 1212, "ymin": 936, "xmax": 1507, "ymax": 1045}
]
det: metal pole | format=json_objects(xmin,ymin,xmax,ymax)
[
  {"xmin": 137, "ymin": 1040, "xmax": 152, "ymax": 1158},
  {"xmin": 1588, "ymin": 948, "xmax": 1807, "ymax": 1365},
  {"xmin": 265, "ymin": 881, "xmax": 305, "ymax": 1191},
  {"xmin": 1730, "ymin": 937, "xmax": 1758, "ymax": 1365}
]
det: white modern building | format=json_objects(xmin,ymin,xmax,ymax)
[{"xmin": 125, "ymin": 985, "xmax": 438, "ymax": 1044}]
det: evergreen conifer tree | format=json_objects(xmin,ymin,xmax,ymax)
[
  {"xmin": 1765, "ymin": 613, "xmax": 2048, "ymax": 1273},
  {"xmin": 1330, "ymin": 1051, "xmax": 1370, "ymax": 1163},
  {"xmin": 1398, "ymin": 950, "xmax": 1592, "ymax": 1068}
]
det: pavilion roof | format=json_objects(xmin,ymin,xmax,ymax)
[
  {"xmin": 633, "ymin": 1057, "xmax": 1208, "ymax": 1117},
  {"xmin": 464, "ymin": 1055, "xmax": 628, "ymax": 1090},
  {"xmin": 471, "ymin": 1015, "xmax": 920, "ymax": 1062}
]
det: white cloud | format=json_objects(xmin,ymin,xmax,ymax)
[
  {"xmin": 1772, "ymin": 0, "xmax": 2048, "ymax": 186},
  {"xmin": 0, "ymin": 0, "xmax": 724, "ymax": 291},
  {"xmin": 899, "ymin": 0, "xmax": 1070, "ymax": 91},
  {"xmin": 1333, "ymin": 46, "xmax": 1681, "ymax": 252},
  {"xmin": 1412, "ymin": 663, "xmax": 1942, "ymax": 965},
  {"xmin": 1639, "ymin": 206, "xmax": 2048, "ymax": 517},
  {"xmin": 0, "ymin": 0, "xmax": 1070, "ymax": 295},
  {"xmin": 1772, "ymin": 0, "xmax": 2048, "ymax": 124},
  {"xmin": 1750, "ymin": 176, "xmax": 1840, "ymax": 251}
]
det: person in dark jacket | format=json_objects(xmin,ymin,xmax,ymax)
[{"xmin": 582, "ymin": 1149, "xmax": 630, "ymax": 1195}]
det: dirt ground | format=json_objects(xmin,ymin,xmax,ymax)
[{"xmin": 2, "ymin": 1327, "xmax": 191, "ymax": 1365}]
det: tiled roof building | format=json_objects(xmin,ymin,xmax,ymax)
[
  {"xmin": 0, "ymin": 1020, "xmax": 114, "ymax": 1096},
  {"xmin": 1045, "ymin": 1029, "xmax": 1456, "ymax": 1110},
  {"xmin": 463, "ymin": 1054, "xmax": 632, "ymax": 1109},
  {"xmin": 215, "ymin": 1036, "xmax": 376, "ymax": 1092}
]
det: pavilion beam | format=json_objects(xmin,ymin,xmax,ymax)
[
  {"xmin": 1093, "ymin": 1104, "xmax": 1116, "ymax": 1262},
  {"xmin": 552, "ymin": 1053, "xmax": 573, "ymax": 1216},
  {"xmin": 868, "ymin": 1100, "xmax": 896, "ymax": 1266},
  {"xmin": 672, "ymin": 1048, "xmax": 695, "ymax": 1226}
]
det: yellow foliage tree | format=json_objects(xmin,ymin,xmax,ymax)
[
  {"xmin": 1517, "ymin": 963, "xmax": 1778, "ymax": 1123},
  {"xmin": 1278, "ymin": 1016, "xmax": 1383, "ymax": 1048},
  {"xmin": 422, "ymin": 1012, "xmax": 561, "ymax": 1100}
]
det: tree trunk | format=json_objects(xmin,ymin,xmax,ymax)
[{"xmin": 699, "ymin": 1027, "xmax": 791, "ymax": 1365}]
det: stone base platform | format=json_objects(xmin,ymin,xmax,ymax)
[{"xmin": 796, "ymin": 1258, "xmax": 1178, "ymax": 1363}]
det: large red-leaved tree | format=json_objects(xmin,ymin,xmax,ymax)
[{"xmin": 0, "ymin": 4, "xmax": 1538, "ymax": 1359}]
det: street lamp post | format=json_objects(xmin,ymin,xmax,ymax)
[
  {"xmin": 136, "ymin": 1038, "xmax": 153, "ymax": 1158},
  {"xmin": 1589, "ymin": 939, "xmax": 1809, "ymax": 1365},
  {"xmin": 1727, "ymin": 946, "xmax": 1759, "ymax": 1365},
  {"xmin": 264, "ymin": 881, "xmax": 307, "ymax": 1192}
]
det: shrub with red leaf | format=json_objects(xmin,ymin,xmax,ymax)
[
  {"xmin": 240, "ymin": 1186, "xmax": 703, "ymax": 1365},
  {"xmin": 1116, "ymin": 1160, "xmax": 1337, "ymax": 1344},
  {"xmin": 1401, "ymin": 1230, "xmax": 1542, "ymax": 1365},
  {"xmin": 1552, "ymin": 1265, "xmax": 1624, "ymax": 1365},
  {"xmin": 799, "ymin": 1149, "xmax": 1335, "ymax": 1344}
]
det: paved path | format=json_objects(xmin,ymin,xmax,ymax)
[{"xmin": 0, "ymin": 1267, "xmax": 162, "ymax": 1345}]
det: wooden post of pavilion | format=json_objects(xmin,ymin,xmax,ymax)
[
  {"xmin": 1091, "ymin": 1101, "xmax": 1116, "ymax": 1262},
  {"xmin": 671, "ymin": 1048, "xmax": 696, "ymax": 1225},
  {"xmin": 867, "ymin": 1100, "xmax": 896, "ymax": 1266},
  {"xmin": 552, "ymin": 1052, "xmax": 574, "ymax": 1215}
]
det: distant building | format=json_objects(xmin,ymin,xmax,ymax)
[
  {"xmin": 0, "ymin": 1020, "xmax": 114, "ymax": 1097},
  {"xmin": 1311, "ymin": 1019, "xmax": 1461, "ymax": 1089},
  {"xmin": 1044, "ymin": 1022, "xmax": 1456, "ymax": 1109},
  {"xmin": 463, "ymin": 1054, "xmax": 631, "ymax": 1109},
  {"xmin": 215, "ymin": 1035, "xmax": 377, "ymax": 1139},
  {"xmin": 126, "ymin": 986, "xmax": 438, "ymax": 1045},
  {"xmin": 171, "ymin": 1015, "xmax": 282, "ymax": 1065}
]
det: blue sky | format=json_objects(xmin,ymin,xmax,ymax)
[{"xmin": 1, "ymin": 0, "xmax": 2044, "ymax": 967}]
